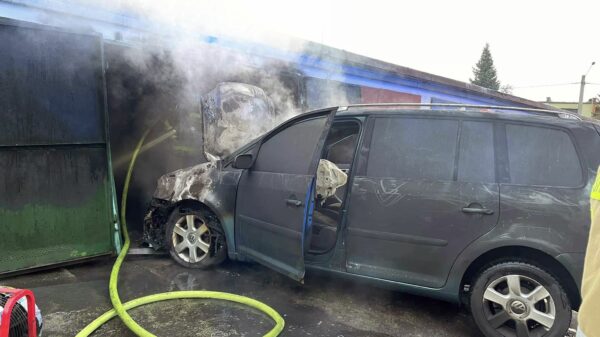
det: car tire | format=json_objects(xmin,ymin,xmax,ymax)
[
  {"xmin": 166, "ymin": 206, "xmax": 227, "ymax": 269},
  {"xmin": 469, "ymin": 261, "xmax": 571, "ymax": 337}
]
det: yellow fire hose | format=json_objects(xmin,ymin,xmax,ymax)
[{"xmin": 76, "ymin": 129, "xmax": 285, "ymax": 337}]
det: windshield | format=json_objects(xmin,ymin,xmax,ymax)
[{"xmin": 220, "ymin": 136, "xmax": 262, "ymax": 165}]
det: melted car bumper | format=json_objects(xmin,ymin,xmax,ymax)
[{"xmin": 143, "ymin": 198, "xmax": 174, "ymax": 250}]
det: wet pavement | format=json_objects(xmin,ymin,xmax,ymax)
[{"xmin": 2, "ymin": 256, "xmax": 483, "ymax": 337}]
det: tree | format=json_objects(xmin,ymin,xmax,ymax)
[
  {"xmin": 499, "ymin": 84, "xmax": 514, "ymax": 95},
  {"xmin": 470, "ymin": 43, "xmax": 501, "ymax": 91}
]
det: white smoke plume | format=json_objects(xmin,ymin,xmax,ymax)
[
  {"xmin": 36, "ymin": 0, "xmax": 317, "ymax": 154},
  {"xmin": 26, "ymin": 0, "xmax": 352, "ymax": 228}
]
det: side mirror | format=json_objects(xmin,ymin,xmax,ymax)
[{"xmin": 233, "ymin": 153, "xmax": 254, "ymax": 169}]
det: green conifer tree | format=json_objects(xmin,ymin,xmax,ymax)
[{"xmin": 470, "ymin": 43, "xmax": 501, "ymax": 90}]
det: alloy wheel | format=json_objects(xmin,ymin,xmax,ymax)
[
  {"xmin": 171, "ymin": 214, "xmax": 211, "ymax": 263},
  {"xmin": 482, "ymin": 274, "xmax": 556, "ymax": 337}
]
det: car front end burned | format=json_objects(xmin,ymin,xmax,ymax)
[
  {"xmin": 143, "ymin": 198, "xmax": 174, "ymax": 249},
  {"xmin": 142, "ymin": 158, "xmax": 243, "ymax": 254},
  {"xmin": 143, "ymin": 161, "xmax": 219, "ymax": 249}
]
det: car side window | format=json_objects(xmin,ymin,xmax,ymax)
[
  {"xmin": 457, "ymin": 121, "xmax": 495, "ymax": 183},
  {"xmin": 506, "ymin": 124, "xmax": 582, "ymax": 187},
  {"xmin": 253, "ymin": 117, "xmax": 327, "ymax": 175},
  {"xmin": 366, "ymin": 117, "xmax": 459, "ymax": 180},
  {"xmin": 327, "ymin": 134, "xmax": 358, "ymax": 166}
]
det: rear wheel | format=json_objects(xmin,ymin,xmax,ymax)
[
  {"xmin": 166, "ymin": 206, "xmax": 227, "ymax": 269},
  {"xmin": 470, "ymin": 261, "xmax": 571, "ymax": 337}
]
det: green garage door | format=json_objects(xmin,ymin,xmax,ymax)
[{"xmin": 0, "ymin": 19, "xmax": 119, "ymax": 275}]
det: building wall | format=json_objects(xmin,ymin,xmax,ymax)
[
  {"xmin": 545, "ymin": 102, "xmax": 598, "ymax": 119},
  {"xmin": 0, "ymin": 0, "xmax": 549, "ymax": 110},
  {"xmin": 360, "ymin": 87, "xmax": 421, "ymax": 104}
]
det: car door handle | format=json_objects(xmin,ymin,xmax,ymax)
[
  {"xmin": 286, "ymin": 199, "xmax": 303, "ymax": 207},
  {"xmin": 462, "ymin": 207, "xmax": 494, "ymax": 215}
]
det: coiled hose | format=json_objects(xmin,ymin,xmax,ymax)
[{"xmin": 76, "ymin": 129, "xmax": 285, "ymax": 337}]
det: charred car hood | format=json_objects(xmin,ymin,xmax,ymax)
[{"xmin": 154, "ymin": 161, "xmax": 218, "ymax": 202}]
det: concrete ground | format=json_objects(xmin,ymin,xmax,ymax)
[{"xmin": 2, "ymin": 256, "xmax": 482, "ymax": 337}]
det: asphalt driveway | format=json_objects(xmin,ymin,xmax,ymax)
[{"xmin": 2, "ymin": 256, "xmax": 483, "ymax": 337}]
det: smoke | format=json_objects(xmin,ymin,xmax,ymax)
[
  {"xmin": 26, "ymin": 0, "xmax": 353, "ymax": 230},
  {"xmin": 35, "ymin": 0, "xmax": 353, "ymax": 155},
  {"xmin": 98, "ymin": 1, "xmax": 308, "ymax": 155}
]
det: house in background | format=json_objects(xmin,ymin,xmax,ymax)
[
  {"xmin": 0, "ymin": 0, "xmax": 553, "ymax": 111},
  {"xmin": 543, "ymin": 98, "xmax": 600, "ymax": 119}
]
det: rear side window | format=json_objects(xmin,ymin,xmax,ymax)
[
  {"xmin": 367, "ymin": 117, "xmax": 459, "ymax": 180},
  {"xmin": 253, "ymin": 117, "xmax": 326, "ymax": 174},
  {"xmin": 458, "ymin": 121, "xmax": 495, "ymax": 183},
  {"xmin": 327, "ymin": 135, "xmax": 358, "ymax": 165},
  {"xmin": 324, "ymin": 120, "xmax": 360, "ymax": 166},
  {"xmin": 506, "ymin": 124, "xmax": 582, "ymax": 187}
]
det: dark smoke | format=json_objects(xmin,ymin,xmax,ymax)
[{"xmin": 31, "ymin": 0, "xmax": 352, "ymax": 233}]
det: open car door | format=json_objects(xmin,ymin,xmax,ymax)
[{"xmin": 235, "ymin": 108, "xmax": 336, "ymax": 281}]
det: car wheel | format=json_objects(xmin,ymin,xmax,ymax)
[
  {"xmin": 166, "ymin": 207, "xmax": 227, "ymax": 269},
  {"xmin": 470, "ymin": 261, "xmax": 571, "ymax": 337}
]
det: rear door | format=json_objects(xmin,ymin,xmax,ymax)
[
  {"xmin": 499, "ymin": 123, "xmax": 589, "ymax": 254},
  {"xmin": 235, "ymin": 109, "xmax": 335, "ymax": 281},
  {"xmin": 345, "ymin": 116, "xmax": 500, "ymax": 288}
]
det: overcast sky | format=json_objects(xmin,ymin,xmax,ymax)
[{"xmin": 168, "ymin": 0, "xmax": 600, "ymax": 103}]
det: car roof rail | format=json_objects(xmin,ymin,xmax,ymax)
[{"xmin": 337, "ymin": 103, "xmax": 582, "ymax": 120}]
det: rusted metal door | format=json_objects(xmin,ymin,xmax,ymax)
[{"xmin": 0, "ymin": 19, "xmax": 118, "ymax": 275}]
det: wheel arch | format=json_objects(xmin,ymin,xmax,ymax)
[
  {"xmin": 174, "ymin": 198, "xmax": 214, "ymax": 214},
  {"xmin": 172, "ymin": 199, "xmax": 223, "ymax": 232},
  {"xmin": 460, "ymin": 245, "xmax": 581, "ymax": 310}
]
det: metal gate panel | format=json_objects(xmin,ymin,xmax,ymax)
[{"xmin": 0, "ymin": 19, "xmax": 117, "ymax": 274}]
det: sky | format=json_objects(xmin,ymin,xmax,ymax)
[{"xmin": 153, "ymin": 0, "xmax": 600, "ymax": 103}]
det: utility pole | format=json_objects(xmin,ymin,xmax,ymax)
[{"xmin": 578, "ymin": 61, "xmax": 595, "ymax": 114}]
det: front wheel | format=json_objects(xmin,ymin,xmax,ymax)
[
  {"xmin": 469, "ymin": 261, "xmax": 571, "ymax": 337},
  {"xmin": 166, "ymin": 207, "xmax": 227, "ymax": 269}
]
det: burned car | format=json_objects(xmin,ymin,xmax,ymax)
[
  {"xmin": 144, "ymin": 105, "xmax": 600, "ymax": 337},
  {"xmin": 201, "ymin": 82, "xmax": 278, "ymax": 158}
]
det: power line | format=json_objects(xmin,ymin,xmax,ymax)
[{"xmin": 513, "ymin": 82, "xmax": 579, "ymax": 89}]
